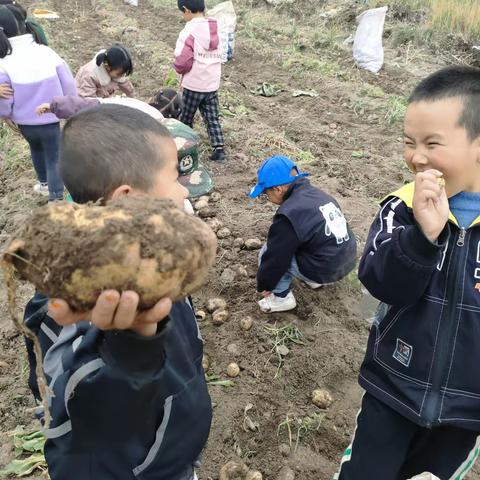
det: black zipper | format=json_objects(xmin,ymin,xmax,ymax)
[{"xmin": 423, "ymin": 227, "xmax": 466, "ymax": 426}]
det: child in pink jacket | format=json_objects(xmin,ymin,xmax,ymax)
[
  {"xmin": 174, "ymin": 0, "xmax": 225, "ymax": 162},
  {"xmin": 75, "ymin": 44, "xmax": 135, "ymax": 98}
]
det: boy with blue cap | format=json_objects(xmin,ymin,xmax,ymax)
[{"xmin": 249, "ymin": 155, "xmax": 357, "ymax": 312}]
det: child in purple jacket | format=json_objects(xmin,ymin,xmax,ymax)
[{"xmin": 0, "ymin": 6, "xmax": 76, "ymax": 200}]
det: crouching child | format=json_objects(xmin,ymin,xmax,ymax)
[{"xmin": 249, "ymin": 155, "xmax": 357, "ymax": 313}]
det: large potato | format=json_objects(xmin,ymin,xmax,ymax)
[{"xmin": 3, "ymin": 196, "xmax": 217, "ymax": 310}]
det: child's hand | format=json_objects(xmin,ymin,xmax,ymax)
[
  {"xmin": 412, "ymin": 169, "xmax": 449, "ymax": 242},
  {"xmin": 0, "ymin": 83, "xmax": 13, "ymax": 99},
  {"xmin": 36, "ymin": 103, "xmax": 51, "ymax": 115},
  {"xmin": 48, "ymin": 290, "xmax": 172, "ymax": 337}
]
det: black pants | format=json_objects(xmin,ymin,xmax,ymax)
[
  {"xmin": 336, "ymin": 393, "xmax": 480, "ymax": 480},
  {"xmin": 180, "ymin": 88, "xmax": 224, "ymax": 148}
]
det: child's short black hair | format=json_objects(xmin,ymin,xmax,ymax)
[
  {"xmin": 149, "ymin": 88, "xmax": 183, "ymax": 119},
  {"xmin": 409, "ymin": 65, "xmax": 480, "ymax": 141},
  {"xmin": 96, "ymin": 44, "xmax": 133, "ymax": 76},
  {"xmin": 177, "ymin": 0, "xmax": 205, "ymax": 14},
  {"xmin": 60, "ymin": 104, "xmax": 172, "ymax": 204}
]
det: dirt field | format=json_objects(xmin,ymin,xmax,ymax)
[{"xmin": 0, "ymin": 1, "xmax": 477, "ymax": 479}]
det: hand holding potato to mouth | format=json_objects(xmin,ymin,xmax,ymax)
[{"xmin": 412, "ymin": 169, "xmax": 449, "ymax": 242}]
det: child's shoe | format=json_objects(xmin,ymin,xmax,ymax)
[
  {"xmin": 258, "ymin": 291, "xmax": 296, "ymax": 313},
  {"xmin": 210, "ymin": 147, "xmax": 225, "ymax": 162},
  {"xmin": 33, "ymin": 182, "xmax": 49, "ymax": 196},
  {"xmin": 303, "ymin": 280, "xmax": 323, "ymax": 289}
]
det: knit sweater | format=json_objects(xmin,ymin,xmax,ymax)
[{"xmin": 0, "ymin": 34, "xmax": 76, "ymax": 125}]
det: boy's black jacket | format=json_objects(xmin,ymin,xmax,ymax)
[
  {"xmin": 359, "ymin": 182, "xmax": 480, "ymax": 430},
  {"xmin": 257, "ymin": 177, "xmax": 357, "ymax": 291},
  {"xmin": 24, "ymin": 294, "xmax": 211, "ymax": 479}
]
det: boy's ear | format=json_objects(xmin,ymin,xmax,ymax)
[{"xmin": 110, "ymin": 184, "xmax": 134, "ymax": 200}]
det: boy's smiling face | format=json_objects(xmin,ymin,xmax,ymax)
[{"xmin": 404, "ymin": 97, "xmax": 480, "ymax": 197}]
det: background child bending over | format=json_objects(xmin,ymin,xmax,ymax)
[
  {"xmin": 75, "ymin": 44, "xmax": 135, "ymax": 98},
  {"xmin": 249, "ymin": 155, "xmax": 357, "ymax": 313}
]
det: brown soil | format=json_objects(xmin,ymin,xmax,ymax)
[{"xmin": 0, "ymin": 1, "xmax": 477, "ymax": 479}]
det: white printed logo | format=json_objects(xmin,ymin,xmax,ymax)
[{"xmin": 319, "ymin": 202, "xmax": 349, "ymax": 244}]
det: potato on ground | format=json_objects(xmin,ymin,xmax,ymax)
[{"xmin": 3, "ymin": 196, "xmax": 217, "ymax": 310}]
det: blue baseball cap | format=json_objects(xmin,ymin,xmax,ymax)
[{"xmin": 249, "ymin": 155, "xmax": 309, "ymax": 198}]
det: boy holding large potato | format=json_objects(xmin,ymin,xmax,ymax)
[{"xmin": 22, "ymin": 105, "xmax": 212, "ymax": 480}]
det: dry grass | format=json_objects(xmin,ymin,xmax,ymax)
[
  {"xmin": 371, "ymin": 0, "xmax": 480, "ymax": 44},
  {"xmin": 429, "ymin": 0, "xmax": 480, "ymax": 43}
]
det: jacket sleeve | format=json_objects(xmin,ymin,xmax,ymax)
[
  {"xmin": 50, "ymin": 95, "xmax": 99, "ymax": 119},
  {"xmin": 173, "ymin": 33, "xmax": 195, "ymax": 75},
  {"xmin": 358, "ymin": 197, "xmax": 450, "ymax": 306},
  {"xmin": 0, "ymin": 72, "xmax": 13, "ymax": 119},
  {"xmin": 58, "ymin": 321, "xmax": 173, "ymax": 449},
  {"xmin": 117, "ymin": 79, "xmax": 135, "ymax": 97},
  {"xmin": 257, "ymin": 214, "xmax": 300, "ymax": 292},
  {"xmin": 56, "ymin": 61, "xmax": 77, "ymax": 97},
  {"xmin": 23, "ymin": 292, "xmax": 62, "ymax": 401},
  {"xmin": 76, "ymin": 73, "xmax": 99, "ymax": 98}
]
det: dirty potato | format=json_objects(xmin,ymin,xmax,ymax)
[{"xmin": 3, "ymin": 196, "xmax": 217, "ymax": 310}]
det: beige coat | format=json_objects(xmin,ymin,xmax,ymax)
[{"xmin": 75, "ymin": 52, "xmax": 134, "ymax": 98}]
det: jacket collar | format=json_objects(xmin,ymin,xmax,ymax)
[
  {"xmin": 386, "ymin": 182, "xmax": 480, "ymax": 228},
  {"xmin": 9, "ymin": 34, "xmax": 35, "ymax": 49},
  {"xmin": 282, "ymin": 177, "xmax": 310, "ymax": 202}
]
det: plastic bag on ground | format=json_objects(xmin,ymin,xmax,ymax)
[
  {"xmin": 353, "ymin": 6, "xmax": 388, "ymax": 73},
  {"xmin": 207, "ymin": 1, "xmax": 236, "ymax": 63}
]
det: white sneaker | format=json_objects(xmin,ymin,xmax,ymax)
[
  {"xmin": 258, "ymin": 292, "xmax": 296, "ymax": 313},
  {"xmin": 303, "ymin": 280, "xmax": 323, "ymax": 289},
  {"xmin": 33, "ymin": 182, "xmax": 49, "ymax": 196}
]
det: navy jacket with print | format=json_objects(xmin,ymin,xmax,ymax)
[
  {"xmin": 359, "ymin": 182, "xmax": 480, "ymax": 431},
  {"xmin": 257, "ymin": 177, "xmax": 357, "ymax": 292},
  {"xmin": 23, "ymin": 293, "xmax": 211, "ymax": 480}
]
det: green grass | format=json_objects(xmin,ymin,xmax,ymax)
[
  {"xmin": 282, "ymin": 55, "xmax": 343, "ymax": 77},
  {"xmin": 205, "ymin": 373, "xmax": 235, "ymax": 388},
  {"xmin": 385, "ymin": 95, "xmax": 408, "ymax": 124},
  {"xmin": 0, "ymin": 428, "xmax": 47, "ymax": 477},
  {"xmin": 0, "ymin": 124, "xmax": 30, "ymax": 172},
  {"xmin": 361, "ymin": 84, "xmax": 386, "ymax": 99},
  {"xmin": 277, "ymin": 412, "xmax": 326, "ymax": 451}
]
